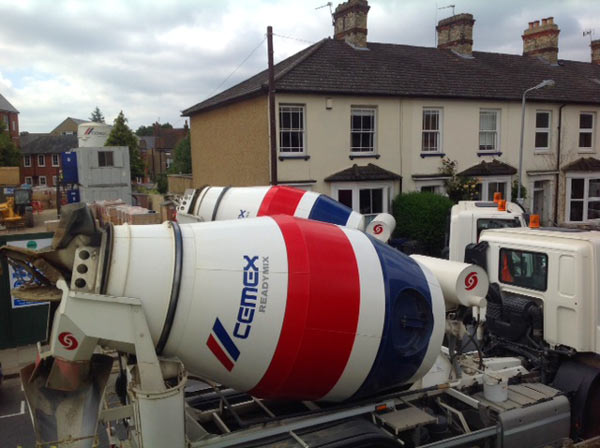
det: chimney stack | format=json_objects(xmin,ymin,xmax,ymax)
[
  {"xmin": 591, "ymin": 39, "xmax": 600, "ymax": 65},
  {"xmin": 436, "ymin": 13, "xmax": 475, "ymax": 56},
  {"xmin": 522, "ymin": 17, "xmax": 560, "ymax": 64},
  {"xmin": 333, "ymin": 0, "xmax": 370, "ymax": 48}
]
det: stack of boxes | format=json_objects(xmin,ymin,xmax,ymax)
[{"xmin": 92, "ymin": 200, "xmax": 161, "ymax": 226}]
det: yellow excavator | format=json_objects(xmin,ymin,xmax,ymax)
[{"xmin": 0, "ymin": 188, "xmax": 34, "ymax": 228}]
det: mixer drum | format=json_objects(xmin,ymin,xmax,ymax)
[{"xmin": 104, "ymin": 215, "xmax": 444, "ymax": 401}]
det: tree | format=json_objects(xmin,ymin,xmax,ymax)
[
  {"xmin": 0, "ymin": 121, "xmax": 20, "ymax": 167},
  {"xmin": 89, "ymin": 106, "xmax": 105, "ymax": 123},
  {"xmin": 439, "ymin": 157, "xmax": 479, "ymax": 203},
  {"xmin": 104, "ymin": 111, "xmax": 144, "ymax": 180},
  {"xmin": 135, "ymin": 122, "xmax": 174, "ymax": 136},
  {"xmin": 135, "ymin": 125, "xmax": 153, "ymax": 136},
  {"xmin": 168, "ymin": 135, "xmax": 191, "ymax": 174}
]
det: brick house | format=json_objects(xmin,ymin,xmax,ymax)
[
  {"xmin": 0, "ymin": 93, "xmax": 19, "ymax": 145},
  {"xmin": 50, "ymin": 117, "xmax": 87, "ymax": 136},
  {"xmin": 182, "ymin": 0, "xmax": 600, "ymax": 225},
  {"xmin": 139, "ymin": 122, "xmax": 189, "ymax": 181},
  {"xmin": 19, "ymin": 134, "xmax": 77, "ymax": 187}
]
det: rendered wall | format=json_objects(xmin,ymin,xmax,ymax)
[{"xmin": 189, "ymin": 95, "xmax": 270, "ymax": 187}]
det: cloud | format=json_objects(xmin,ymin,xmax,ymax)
[{"xmin": 0, "ymin": 0, "xmax": 599, "ymax": 132}]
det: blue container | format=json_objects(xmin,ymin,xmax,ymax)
[
  {"xmin": 66, "ymin": 190, "xmax": 80, "ymax": 204},
  {"xmin": 61, "ymin": 152, "xmax": 78, "ymax": 184}
]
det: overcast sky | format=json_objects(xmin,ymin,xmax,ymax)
[{"xmin": 1, "ymin": 0, "xmax": 600, "ymax": 133}]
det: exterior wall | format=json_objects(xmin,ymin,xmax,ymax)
[
  {"xmin": 276, "ymin": 93, "xmax": 402, "ymax": 198},
  {"xmin": 20, "ymin": 154, "xmax": 62, "ymax": 187},
  {"xmin": 168, "ymin": 174, "xmax": 193, "ymax": 194},
  {"xmin": 0, "ymin": 167, "xmax": 20, "ymax": 186},
  {"xmin": 0, "ymin": 111, "xmax": 19, "ymax": 143},
  {"xmin": 189, "ymin": 95, "xmax": 270, "ymax": 187}
]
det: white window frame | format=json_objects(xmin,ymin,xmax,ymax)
[
  {"xmin": 477, "ymin": 176, "xmax": 512, "ymax": 202},
  {"xmin": 330, "ymin": 181, "xmax": 393, "ymax": 219},
  {"xmin": 565, "ymin": 172, "xmax": 600, "ymax": 222},
  {"xmin": 51, "ymin": 153, "xmax": 60, "ymax": 167},
  {"xmin": 11, "ymin": 120, "xmax": 16, "ymax": 132},
  {"xmin": 39, "ymin": 175, "xmax": 47, "ymax": 186},
  {"xmin": 578, "ymin": 112, "xmax": 595, "ymax": 152},
  {"xmin": 24, "ymin": 176, "xmax": 32, "ymax": 185},
  {"xmin": 478, "ymin": 109, "xmax": 500, "ymax": 153},
  {"xmin": 279, "ymin": 104, "xmax": 306, "ymax": 155},
  {"xmin": 37, "ymin": 154, "xmax": 45, "ymax": 167},
  {"xmin": 350, "ymin": 107, "xmax": 377, "ymax": 154},
  {"xmin": 414, "ymin": 179, "xmax": 447, "ymax": 194},
  {"xmin": 23, "ymin": 155, "xmax": 31, "ymax": 167},
  {"xmin": 52, "ymin": 175, "xmax": 58, "ymax": 186},
  {"xmin": 421, "ymin": 108, "xmax": 443, "ymax": 153},
  {"xmin": 534, "ymin": 110, "xmax": 551, "ymax": 151}
]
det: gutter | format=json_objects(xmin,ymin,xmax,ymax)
[{"xmin": 555, "ymin": 104, "xmax": 566, "ymax": 224}]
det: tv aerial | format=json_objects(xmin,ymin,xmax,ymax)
[{"xmin": 316, "ymin": 2, "xmax": 334, "ymax": 27}]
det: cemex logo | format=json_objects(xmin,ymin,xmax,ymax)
[
  {"xmin": 84, "ymin": 127, "xmax": 94, "ymax": 135},
  {"xmin": 206, "ymin": 255, "xmax": 259, "ymax": 371},
  {"xmin": 206, "ymin": 318, "xmax": 240, "ymax": 371}
]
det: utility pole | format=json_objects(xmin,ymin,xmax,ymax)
[{"xmin": 267, "ymin": 26, "xmax": 277, "ymax": 185}]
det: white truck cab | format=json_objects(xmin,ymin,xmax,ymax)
[
  {"xmin": 479, "ymin": 227, "xmax": 600, "ymax": 355},
  {"xmin": 448, "ymin": 201, "xmax": 526, "ymax": 262}
]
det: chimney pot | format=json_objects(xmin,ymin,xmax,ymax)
[
  {"xmin": 436, "ymin": 13, "xmax": 475, "ymax": 56},
  {"xmin": 522, "ymin": 17, "xmax": 560, "ymax": 64},
  {"xmin": 333, "ymin": 0, "xmax": 370, "ymax": 48}
]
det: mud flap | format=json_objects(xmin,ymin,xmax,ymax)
[{"xmin": 21, "ymin": 354, "xmax": 113, "ymax": 448}]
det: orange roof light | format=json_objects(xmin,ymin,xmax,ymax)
[
  {"xmin": 493, "ymin": 192, "xmax": 502, "ymax": 204},
  {"xmin": 529, "ymin": 214, "xmax": 540, "ymax": 228},
  {"xmin": 498, "ymin": 199, "xmax": 507, "ymax": 211}
]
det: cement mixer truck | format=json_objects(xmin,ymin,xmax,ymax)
[{"xmin": 1, "ymin": 202, "xmax": 599, "ymax": 447}]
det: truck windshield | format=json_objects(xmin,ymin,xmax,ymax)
[
  {"xmin": 499, "ymin": 248, "xmax": 548, "ymax": 291},
  {"xmin": 477, "ymin": 218, "xmax": 521, "ymax": 239}
]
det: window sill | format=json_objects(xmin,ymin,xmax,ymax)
[
  {"xmin": 349, "ymin": 153, "xmax": 380, "ymax": 160},
  {"xmin": 577, "ymin": 149, "xmax": 596, "ymax": 154},
  {"xmin": 420, "ymin": 152, "xmax": 445, "ymax": 158},
  {"xmin": 477, "ymin": 151, "xmax": 502, "ymax": 157},
  {"xmin": 534, "ymin": 150, "xmax": 552, "ymax": 155},
  {"xmin": 279, "ymin": 155, "xmax": 310, "ymax": 161}
]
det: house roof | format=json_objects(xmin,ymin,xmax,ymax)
[
  {"xmin": 20, "ymin": 134, "xmax": 78, "ymax": 155},
  {"xmin": 324, "ymin": 163, "xmax": 402, "ymax": 182},
  {"xmin": 562, "ymin": 157, "xmax": 600, "ymax": 172},
  {"xmin": 50, "ymin": 117, "xmax": 88, "ymax": 134},
  {"xmin": 0, "ymin": 93, "xmax": 18, "ymax": 114},
  {"xmin": 183, "ymin": 38, "xmax": 600, "ymax": 116},
  {"xmin": 458, "ymin": 159, "xmax": 517, "ymax": 177}
]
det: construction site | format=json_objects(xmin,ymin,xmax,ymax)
[{"xmin": 0, "ymin": 183, "xmax": 599, "ymax": 447}]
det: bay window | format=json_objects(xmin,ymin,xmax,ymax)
[{"xmin": 567, "ymin": 175, "xmax": 600, "ymax": 222}]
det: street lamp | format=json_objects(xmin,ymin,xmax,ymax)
[{"xmin": 517, "ymin": 79, "xmax": 555, "ymax": 204}]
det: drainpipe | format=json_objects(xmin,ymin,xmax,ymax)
[{"xmin": 554, "ymin": 104, "xmax": 566, "ymax": 224}]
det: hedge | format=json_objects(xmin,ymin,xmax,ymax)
[{"xmin": 391, "ymin": 192, "xmax": 454, "ymax": 257}]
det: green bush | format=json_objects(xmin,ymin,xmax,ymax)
[{"xmin": 392, "ymin": 192, "xmax": 454, "ymax": 256}]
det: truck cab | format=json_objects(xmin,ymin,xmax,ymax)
[
  {"xmin": 480, "ymin": 227, "xmax": 600, "ymax": 355},
  {"xmin": 475, "ymin": 227, "xmax": 600, "ymax": 437},
  {"xmin": 448, "ymin": 200, "xmax": 526, "ymax": 261}
]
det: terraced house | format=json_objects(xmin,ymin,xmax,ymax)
[{"xmin": 183, "ymin": 0, "xmax": 600, "ymax": 225}]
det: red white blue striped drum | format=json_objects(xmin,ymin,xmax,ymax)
[
  {"xmin": 178, "ymin": 185, "xmax": 366, "ymax": 231},
  {"xmin": 107, "ymin": 216, "xmax": 444, "ymax": 401}
]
